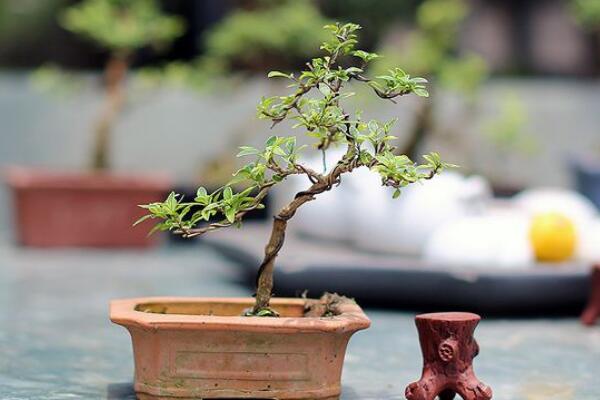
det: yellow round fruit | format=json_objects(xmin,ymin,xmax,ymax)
[{"xmin": 530, "ymin": 213, "xmax": 577, "ymax": 263}]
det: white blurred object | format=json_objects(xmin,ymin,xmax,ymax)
[
  {"xmin": 513, "ymin": 187, "xmax": 599, "ymax": 260},
  {"xmin": 277, "ymin": 154, "xmax": 493, "ymax": 251},
  {"xmin": 424, "ymin": 212, "xmax": 534, "ymax": 268},
  {"xmin": 579, "ymin": 219, "xmax": 600, "ymax": 263},
  {"xmin": 351, "ymin": 171, "xmax": 493, "ymax": 255},
  {"xmin": 513, "ymin": 188, "xmax": 598, "ymax": 224}
]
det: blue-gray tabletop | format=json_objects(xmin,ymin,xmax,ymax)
[{"xmin": 1, "ymin": 241, "xmax": 599, "ymax": 400}]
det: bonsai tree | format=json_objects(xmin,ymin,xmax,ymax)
[
  {"xmin": 58, "ymin": 0, "xmax": 184, "ymax": 170},
  {"xmin": 137, "ymin": 23, "xmax": 455, "ymax": 316}
]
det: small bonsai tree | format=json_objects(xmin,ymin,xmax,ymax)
[
  {"xmin": 137, "ymin": 23, "xmax": 455, "ymax": 316},
  {"xmin": 58, "ymin": 0, "xmax": 184, "ymax": 170}
]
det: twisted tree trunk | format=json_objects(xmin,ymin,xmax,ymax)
[
  {"xmin": 253, "ymin": 157, "xmax": 355, "ymax": 314},
  {"xmin": 92, "ymin": 54, "xmax": 129, "ymax": 171},
  {"xmin": 253, "ymin": 189, "xmax": 322, "ymax": 313}
]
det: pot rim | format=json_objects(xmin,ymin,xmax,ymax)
[
  {"xmin": 4, "ymin": 166, "xmax": 171, "ymax": 190},
  {"xmin": 110, "ymin": 296, "xmax": 371, "ymax": 334}
]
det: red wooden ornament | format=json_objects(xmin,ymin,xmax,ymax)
[
  {"xmin": 405, "ymin": 312, "xmax": 492, "ymax": 400},
  {"xmin": 581, "ymin": 264, "xmax": 600, "ymax": 326}
]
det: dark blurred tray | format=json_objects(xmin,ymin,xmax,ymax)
[{"xmin": 204, "ymin": 223, "xmax": 591, "ymax": 316}]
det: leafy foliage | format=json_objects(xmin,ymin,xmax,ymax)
[
  {"xmin": 138, "ymin": 22, "xmax": 454, "ymax": 238},
  {"xmin": 59, "ymin": 0, "xmax": 185, "ymax": 53},
  {"xmin": 572, "ymin": 0, "xmax": 600, "ymax": 29},
  {"xmin": 372, "ymin": 0, "xmax": 487, "ymax": 97},
  {"xmin": 30, "ymin": 64, "xmax": 84, "ymax": 96},
  {"xmin": 134, "ymin": 0, "xmax": 329, "ymax": 90},
  {"xmin": 50, "ymin": 0, "xmax": 186, "ymax": 172},
  {"xmin": 201, "ymin": 0, "xmax": 330, "ymax": 72}
]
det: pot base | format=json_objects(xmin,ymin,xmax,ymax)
[
  {"xmin": 137, "ymin": 395, "xmax": 339, "ymax": 400},
  {"xmin": 137, "ymin": 394, "xmax": 339, "ymax": 400}
]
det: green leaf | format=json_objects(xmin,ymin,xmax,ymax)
[
  {"xmin": 237, "ymin": 146, "xmax": 260, "ymax": 157},
  {"xmin": 148, "ymin": 221, "xmax": 169, "ymax": 236},
  {"xmin": 351, "ymin": 50, "xmax": 380, "ymax": 63},
  {"xmin": 196, "ymin": 187, "xmax": 207, "ymax": 197},
  {"xmin": 272, "ymin": 146, "xmax": 287, "ymax": 157},
  {"xmin": 228, "ymin": 173, "xmax": 249, "ymax": 186},
  {"xmin": 165, "ymin": 192, "xmax": 178, "ymax": 212},
  {"xmin": 133, "ymin": 214, "xmax": 153, "ymax": 227},
  {"xmin": 393, "ymin": 189, "xmax": 402, "ymax": 199},
  {"xmin": 224, "ymin": 208, "xmax": 236, "ymax": 223},
  {"xmin": 265, "ymin": 136, "xmax": 277, "ymax": 146},
  {"xmin": 413, "ymin": 88, "xmax": 429, "ymax": 97},
  {"xmin": 267, "ymin": 71, "xmax": 292, "ymax": 79},
  {"xmin": 318, "ymin": 83, "xmax": 331, "ymax": 97}
]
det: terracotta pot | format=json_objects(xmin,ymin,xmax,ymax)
[
  {"xmin": 5, "ymin": 167, "xmax": 170, "ymax": 248},
  {"xmin": 110, "ymin": 297, "xmax": 371, "ymax": 399}
]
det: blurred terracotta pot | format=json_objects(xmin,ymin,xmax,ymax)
[
  {"xmin": 5, "ymin": 167, "xmax": 170, "ymax": 248},
  {"xmin": 110, "ymin": 297, "xmax": 370, "ymax": 400}
]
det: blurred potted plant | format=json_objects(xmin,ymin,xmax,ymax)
[
  {"xmin": 5, "ymin": 0, "xmax": 184, "ymax": 247},
  {"xmin": 570, "ymin": 0, "xmax": 600, "ymax": 209},
  {"xmin": 111, "ymin": 23, "xmax": 453, "ymax": 399}
]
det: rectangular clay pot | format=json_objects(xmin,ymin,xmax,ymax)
[
  {"xmin": 110, "ymin": 297, "xmax": 371, "ymax": 399},
  {"xmin": 4, "ymin": 167, "xmax": 170, "ymax": 248}
]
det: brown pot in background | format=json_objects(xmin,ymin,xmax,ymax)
[
  {"xmin": 5, "ymin": 167, "xmax": 170, "ymax": 248},
  {"xmin": 110, "ymin": 297, "xmax": 371, "ymax": 400}
]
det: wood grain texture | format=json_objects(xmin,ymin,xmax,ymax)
[{"xmin": 405, "ymin": 312, "xmax": 492, "ymax": 400}]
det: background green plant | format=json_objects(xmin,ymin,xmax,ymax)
[
  {"xmin": 138, "ymin": 0, "xmax": 330, "ymax": 91},
  {"xmin": 59, "ymin": 0, "xmax": 184, "ymax": 55},
  {"xmin": 572, "ymin": 0, "xmax": 600, "ymax": 30},
  {"xmin": 57, "ymin": 0, "xmax": 185, "ymax": 170},
  {"xmin": 203, "ymin": 0, "xmax": 329, "ymax": 72}
]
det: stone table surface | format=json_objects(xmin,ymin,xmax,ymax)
[{"xmin": 0, "ymin": 241, "xmax": 599, "ymax": 400}]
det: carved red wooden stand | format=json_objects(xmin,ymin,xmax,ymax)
[
  {"xmin": 581, "ymin": 264, "xmax": 600, "ymax": 326},
  {"xmin": 405, "ymin": 312, "xmax": 492, "ymax": 400}
]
